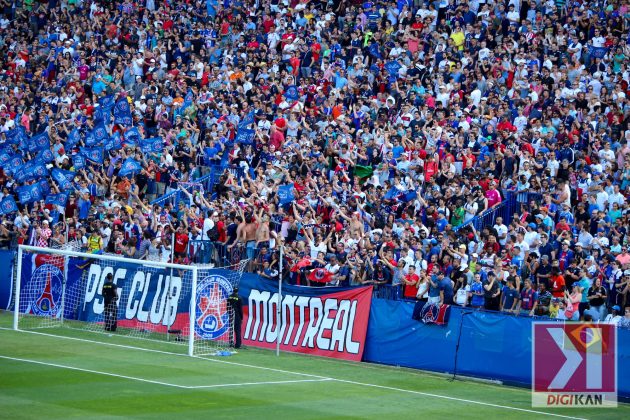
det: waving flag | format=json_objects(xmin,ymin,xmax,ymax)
[
  {"xmin": 588, "ymin": 46, "xmax": 608, "ymax": 59},
  {"xmin": 46, "ymin": 191, "xmax": 70, "ymax": 207},
  {"xmin": 72, "ymin": 154, "xmax": 86, "ymax": 170},
  {"xmin": 0, "ymin": 195, "xmax": 19, "ymax": 215},
  {"xmin": 37, "ymin": 179, "xmax": 51, "ymax": 196},
  {"xmin": 28, "ymin": 131, "xmax": 50, "ymax": 152},
  {"xmin": 307, "ymin": 268, "xmax": 334, "ymax": 283},
  {"xmin": 384, "ymin": 187, "xmax": 403, "ymax": 200},
  {"xmin": 368, "ymin": 42, "xmax": 382, "ymax": 59},
  {"xmin": 5, "ymin": 155, "xmax": 24, "ymax": 176},
  {"xmin": 51, "ymin": 168, "xmax": 75, "ymax": 190},
  {"xmin": 98, "ymin": 94, "xmax": 116, "ymax": 110},
  {"xmin": 140, "ymin": 137, "xmax": 164, "ymax": 154},
  {"xmin": 235, "ymin": 128, "xmax": 255, "ymax": 145},
  {"xmin": 124, "ymin": 126, "xmax": 142, "ymax": 146},
  {"xmin": 16, "ymin": 183, "xmax": 43, "ymax": 204},
  {"xmin": 80, "ymin": 146, "xmax": 104, "ymax": 164},
  {"xmin": 113, "ymin": 98, "xmax": 133, "ymax": 126},
  {"xmin": 284, "ymin": 85, "xmax": 299, "ymax": 101},
  {"xmin": 4, "ymin": 126, "xmax": 28, "ymax": 146},
  {"xmin": 182, "ymin": 89, "xmax": 194, "ymax": 111},
  {"xmin": 384, "ymin": 61, "xmax": 402, "ymax": 78},
  {"xmin": 290, "ymin": 256, "xmax": 312, "ymax": 272},
  {"xmin": 104, "ymin": 131, "xmax": 123, "ymax": 151},
  {"xmin": 85, "ymin": 123, "xmax": 109, "ymax": 147},
  {"xmin": 13, "ymin": 161, "xmax": 48, "ymax": 183},
  {"xmin": 66, "ymin": 128, "xmax": 82, "ymax": 149},
  {"xmin": 277, "ymin": 184, "xmax": 295, "ymax": 205},
  {"xmin": 118, "ymin": 157, "xmax": 143, "ymax": 177},
  {"xmin": 238, "ymin": 111, "xmax": 255, "ymax": 129},
  {"xmin": 36, "ymin": 148, "xmax": 55, "ymax": 163},
  {"xmin": 0, "ymin": 150, "xmax": 13, "ymax": 166},
  {"xmin": 94, "ymin": 105, "xmax": 113, "ymax": 125}
]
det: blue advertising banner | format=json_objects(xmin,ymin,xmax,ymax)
[{"xmin": 0, "ymin": 250, "xmax": 14, "ymax": 310}]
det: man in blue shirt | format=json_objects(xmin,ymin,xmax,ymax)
[
  {"xmin": 501, "ymin": 278, "xmax": 520, "ymax": 313},
  {"xmin": 439, "ymin": 273, "xmax": 454, "ymax": 305}
]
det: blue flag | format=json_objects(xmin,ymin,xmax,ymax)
[
  {"xmin": 13, "ymin": 161, "xmax": 48, "ymax": 183},
  {"xmin": 98, "ymin": 94, "xmax": 116, "ymax": 110},
  {"xmin": 124, "ymin": 127, "xmax": 142, "ymax": 146},
  {"xmin": 72, "ymin": 154, "xmax": 86, "ymax": 170},
  {"xmin": 588, "ymin": 46, "xmax": 608, "ymax": 59},
  {"xmin": 104, "ymin": 131, "xmax": 123, "ymax": 151},
  {"xmin": 239, "ymin": 111, "xmax": 255, "ymax": 129},
  {"xmin": 277, "ymin": 184, "xmax": 295, "ymax": 205},
  {"xmin": 113, "ymin": 98, "xmax": 133, "ymax": 126},
  {"xmin": 5, "ymin": 155, "xmax": 24, "ymax": 176},
  {"xmin": 4, "ymin": 126, "xmax": 28, "ymax": 146},
  {"xmin": 16, "ymin": 183, "xmax": 43, "ymax": 204},
  {"xmin": 37, "ymin": 179, "xmax": 51, "ymax": 196},
  {"xmin": 36, "ymin": 148, "xmax": 55, "ymax": 163},
  {"xmin": 118, "ymin": 157, "xmax": 143, "ymax": 177},
  {"xmin": 140, "ymin": 137, "xmax": 164, "ymax": 154},
  {"xmin": 94, "ymin": 105, "xmax": 113, "ymax": 125},
  {"xmin": 384, "ymin": 187, "xmax": 403, "ymax": 200},
  {"xmin": 0, "ymin": 195, "xmax": 18, "ymax": 215},
  {"xmin": 85, "ymin": 123, "xmax": 109, "ymax": 147},
  {"xmin": 80, "ymin": 147, "xmax": 104, "ymax": 164},
  {"xmin": 66, "ymin": 128, "xmax": 82, "ymax": 149},
  {"xmin": 183, "ymin": 89, "xmax": 194, "ymax": 110},
  {"xmin": 384, "ymin": 61, "xmax": 402, "ymax": 78},
  {"xmin": 284, "ymin": 85, "xmax": 299, "ymax": 101},
  {"xmin": 0, "ymin": 150, "xmax": 13, "ymax": 166},
  {"xmin": 28, "ymin": 131, "xmax": 50, "ymax": 152},
  {"xmin": 46, "ymin": 191, "xmax": 70, "ymax": 207},
  {"xmin": 51, "ymin": 168, "xmax": 75, "ymax": 190},
  {"xmin": 235, "ymin": 128, "xmax": 255, "ymax": 145},
  {"xmin": 368, "ymin": 42, "xmax": 382, "ymax": 59}
]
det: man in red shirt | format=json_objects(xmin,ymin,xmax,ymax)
[
  {"xmin": 549, "ymin": 266, "xmax": 566, "ymax": 298},
  {"xmin": 174, "ymin": 225, "xmax": 189, "ymax": 259},
  {"xmin": 403, "ymin": 265, "xmax": 420, "ymax": 299}
]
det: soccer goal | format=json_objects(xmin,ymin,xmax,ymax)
[{"xmin": 12, "ymin": 244, "xmax": 247, "ymax": 356}]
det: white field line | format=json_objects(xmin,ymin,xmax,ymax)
[
  {"xmin": 0, "ymin": 354, "xmax": 332, "ymax": 390},
  {"xmin": 0, "ymin": 355, "xmax": 189, "ymax": 389},
  {"xmin": 0, "ymin": 328, "xmax": 587, "ymax": 419}
]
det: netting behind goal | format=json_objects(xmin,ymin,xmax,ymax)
[{"xmin": 14, "ymin": 245, "xmax": 247, "ymax": 356}]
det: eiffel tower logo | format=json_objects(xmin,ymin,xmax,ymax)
[
  {"xmin": 196, "ymin": 283, "xmax": 227, "ymax": 331},
  {"xmin": 35, "ymin": 270, "xmax": 56, "ymax": 314}
]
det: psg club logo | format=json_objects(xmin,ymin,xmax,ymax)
[
  {"xmin": 27, "ymin": 263, "xmax": 64, "ymax": 317},
  {"xmin": 195, "ymin": 275, "xmax": 233, "ymax": 340}
]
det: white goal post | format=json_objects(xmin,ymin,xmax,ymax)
[{"xmin": 13, "ymin": 245, "xmax": 246, "ymax": 357}]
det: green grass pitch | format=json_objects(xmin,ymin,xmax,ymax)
[{"xmin": 0, "ymin": 312, "xmax": 626, "ymax": 419}]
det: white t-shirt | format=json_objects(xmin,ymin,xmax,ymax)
[{"xmin": 309, "ymin": 241, "xmax": 327, "ymax": 259}]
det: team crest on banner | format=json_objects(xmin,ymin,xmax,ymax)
[
  {"xmin": 24, "ymin": 254, "xmax": 65, "ymax": 317},
  {"xmin": 195, "ymin": 275, "xmax": 233, "ymax": 339}
]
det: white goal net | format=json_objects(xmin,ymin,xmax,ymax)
[{"xmin": 13, "ymin": 245, "xmax": 247, "ymax": 356}]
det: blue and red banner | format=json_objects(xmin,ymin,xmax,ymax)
[{"xmin": 239, "ymin": 276, "xmax": 373, "ymax": 361}]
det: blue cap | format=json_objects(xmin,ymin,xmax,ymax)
[
  {"xmin": 528, "ymin": 222, "xmax": 537, "ymax": 229},
  {"xmin": 613, "ymin": 305, "xmax": 621, "ymax": 311}
]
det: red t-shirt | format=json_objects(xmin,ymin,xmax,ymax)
[
  {"xmin": 550, "ymin": 275, "xmax": 565, "ymax": 298},
  {"xmin": 403, "ymin": 274, "xmax": 420, "ymax": 298},
  {"xmin": 174, "ymin": 233, "xmax": 189, "ymax": 254}
]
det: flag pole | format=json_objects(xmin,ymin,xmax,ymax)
[{"xmin": 276, "ymin": 244, "xmax": 283, "ymax": 357}]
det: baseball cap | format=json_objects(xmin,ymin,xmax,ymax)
[{"xmin": 613, "ymin": 305, "xmax": 621, "ymax": 311}]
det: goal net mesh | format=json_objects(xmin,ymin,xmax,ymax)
[{"xmin": 15, "ymin": 245, "xmax": 247, "ymax": 356}]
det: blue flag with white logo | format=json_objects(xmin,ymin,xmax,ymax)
[
  {"xmin": 277, "ymin": 184, "xmax": 295, "ymax": 205},
  {"xmin": 66, "ymin": 128, "xmax": 82, "ymax": 149},
  {"xmin": 72, "ymin": 154, "xmax": 86, "ymax": 170},
  {"xmin": 13, "ymin": 161, "xmax": 48, "ymax": 183},
  {"xmin": 28, "ymin": 131, "xmax": 50, "ymax": 152},
  {"xmin": 5, "ymin": 155, "xmax": 24, "ymax": 176},
  {"xmin": 104, "ymin": 131, "xmax": 123, "ymax": 151},
  {"xmin": 239, "ymin": 111, "xmax": 255, "ymax": 129},
  {"xmin": 0, "ymin": 195, "xmax": 18, "ymax": 215},
  {"xmin": 284, "ymin": 85, "xmax": 299, "ymax": 101},
  {"xmin": 51, "ymin": 168, "xmax": 75, "ymax": 191},
  {"xmin": 124, "ymin": 127, "xmax": 142, "ymax": 146},
  {"xmin": 98, "ymin": 94, "xmax": 116, "ymax": 110},
  {"xmin": 113, "ymin": 98, "xmax": 133, "ymax": 126},
  {"xmin": 183, "ymin": 89, "xmax": 194, "ymax": 111},
  {"xmin": 4, "ymin": 126, "xmax": 28, "ymax": 146},
  {"xmin": 80, "ymin": 147, "xmax": 104, "ymax": 164},
  {"xmin": 384, "ymin": 61, "xmax": 402, "ymax": 78},
  {"xmin": 0, "ymin": 150, "xmax": 13, "ymax": 166},
  {"xmin": 94, "ymin": 105, "xmax": 113, "ymax": 125},
  {"xmin": 85, "ymin": 123, "xmax": 109, "ymax": 147},
  {"xmin": 384, "ymin": 187, "xmax": 403, "ymax": 200},
  {"xmin": 588, "ymin": 46, "xmax": 608, "ymax": 59},
  {"xmin": 16, "ymin": 183, "xmax": 43, "ymax": 204},
  {"xmin": 118, "ymin": 157, "xmax": 143, "ymax": 177},
  {"xmin": 235, "ymin": 128, "xmax": 255, "ymax": 145},
  {"xmin": 37, "ymin": 179, "xmax": 51, "ymax": 196},
  {"xmin": 368, "ymin": 42, "xmax": 382, "ymax": 59},
  {"xmin": 46, "ymin": 191, "xmax": 70, "ymax": 207},
  {"xmin": 36, "ymin": 148, "xmax": 55, "ymax": 163},
  {"xmin": 140, "ymin": 137, "xmax": 164, "ymax": 154}
]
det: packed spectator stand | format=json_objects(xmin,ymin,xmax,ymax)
[{"xmin": 0, "ymin": 0, "xmax": 629, "ymax": 326}]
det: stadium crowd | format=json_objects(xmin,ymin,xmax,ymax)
[{"xmin": 0, "ymin": 0, "xmax": 629, "ymax": 325}]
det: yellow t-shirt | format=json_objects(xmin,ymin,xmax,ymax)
[{"xmin": 450, "ymin": 31, "xmax": 465, "ymax": 51}]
